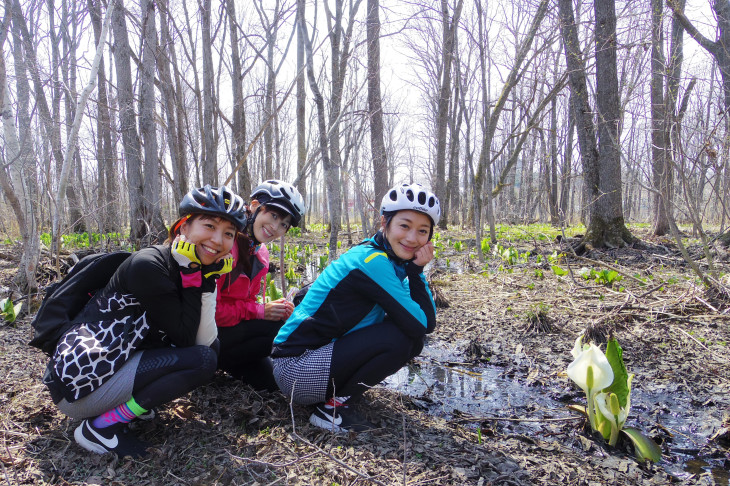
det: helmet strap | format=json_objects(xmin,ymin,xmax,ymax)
[
  {"xmin": 172, "ymin": 214, "xmax": 192, "ymax": 235},
  {"xmin": 247, "ymin": 206, "xmax": 263, "ymax": 247}
]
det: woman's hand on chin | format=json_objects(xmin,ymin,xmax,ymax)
[{"xmin": 412, "ymin": 241, "xmax": 434, "ymax": 267}]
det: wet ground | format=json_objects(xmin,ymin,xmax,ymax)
[
  {"xmin": 384, "ymin": 339, "xmax": 729, "ymax": 484},
  {"xmin": 1, "ymin": 231, "xmax": 729, "ymax": 485}
]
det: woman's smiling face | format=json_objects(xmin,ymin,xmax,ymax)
[
  {"xmin": 180, "ymin": 215, "xmax": 236, "ymax": 265},
  {"xmin": 382, "ymin": 210, "xmax": 432, "ymax": 260},
  {"xmin": 251, "ymin": 202, "xmax": 292, "ymax": 243}
]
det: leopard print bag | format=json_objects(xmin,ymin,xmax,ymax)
[{"xmin": 52, "ymin": 292, "xmax": 150, "ymax": 401}]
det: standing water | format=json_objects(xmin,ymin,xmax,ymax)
[{"xmin": 383, "ymin": 340, "xmax": 729, "ymax": 484}]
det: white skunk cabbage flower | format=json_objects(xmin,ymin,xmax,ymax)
[
  {"xmin": 594, "ymin": 374, "xmax": 634, "ymax": 446},
  {"xmin": 567, "ymin": 343, "xmax": 614, "ymax": 394},
  {"xmin": 567, "ymin": 337, "xmax": 614, "ymax": 431}
]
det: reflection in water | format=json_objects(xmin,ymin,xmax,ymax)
[
  {"xmin": 383, "ymin": 360, "xmax": 559, "ymax": 424},
  {"xmin": 382, "ymin": 344, "xmax": 729, "ymax": 485}
]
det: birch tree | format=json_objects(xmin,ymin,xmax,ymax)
[{"xmin": 1, "ymin": 2, "xmax": 39, "ymax": 291}]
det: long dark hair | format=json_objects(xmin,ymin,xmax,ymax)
[{"xmin": 222, "ymin": 204, "xmax": 291, "ymax": 289}]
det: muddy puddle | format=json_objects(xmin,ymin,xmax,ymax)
[{"xmin": 382, "ymin": 340, "xmax": 730, "ymax": 484}]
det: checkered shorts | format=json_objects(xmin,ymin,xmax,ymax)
[{"xmin": 272, "ymin": 342, "xmax": 333, "ymax": 405}]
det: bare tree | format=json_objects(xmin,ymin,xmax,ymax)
[
  {"xmin": 1, "ymin": 2, "xmax": 39, "ymax": 291},
  {"xmin": 60, "ymin": 0, "xmax": 86, "ymax": 233},
  {"xmin": 111, "ymin": 0, "xmax": 146, "ymax": 245},
  {"xmin": 472, "ymin": 0, "xmax": 550, "ymax": 253},
  {"xmin": 367, "ymin": 0, "xmax": 387, "ymax": 233},
  {"xmin": 433, "ymin": 0, "xmax": 462, "ymax": 229},
  {"xmin": 559, "ymin": 0, "xmax": 634, "ymax": 248},
  {"xmin": 201, "ymin": 0, "xmax": 217, "ymax": 185},
  {"xmin": 296, "ymin": 0, "xmax": 307, "ymax": 228},
  {"xmin": 89, "ymin": 0, "xmax": 119, "ymax": 233},
  {"xmin": 140, "ymin": 0, "xmax": 167, "ymax": 242},
  {"xmin": 158, "ymin": 0, "xmax": 188, "ymax": 203},
  {"xmin": 668, "ymin": 0, "xmax": 730, "ymax": 243},
  {"xmin": 227, "ymin": 0, "xmax": 250, "ymax": 197},
  {"xmin": 299, "ymin": 0, "xmax": 362, "ymax": 259},
  {"xmin": 651, "ymin": 0, "xmax": 685, "ymax": 236}
]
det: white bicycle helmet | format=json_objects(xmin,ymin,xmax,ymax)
[
  {"xmin": 250, "ymin": 180, "xmax": 306, "ymax": 227},
  {"xmin": 380, "ymin": 183, "xmax": 441, "ymax": 225}
]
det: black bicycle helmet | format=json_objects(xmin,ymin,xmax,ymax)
[
  {"xmin": 250, "ymin": 180, "xmax": 306, "ymax": 227},
  {"xmin": 179, "ymin": 185, "xmax": 247, "ymax": 231}
]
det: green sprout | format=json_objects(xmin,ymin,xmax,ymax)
[{"xmin": 0, "ymin": 298, "xmax": 22, "ymax": 324}]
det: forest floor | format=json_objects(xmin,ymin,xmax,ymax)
[{"xmin": 1, "ymin": 227, "xmax": 729, "ymax": 485}]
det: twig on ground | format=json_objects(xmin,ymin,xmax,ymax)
[
  {"xmin": 455, "ymin": 415, "xmax": 583, "ymax": 424},
  {"xmin": 248, "ymin": 381, "xmax": 390, "ymax": 486},
  {"xmin": 402, "ymin": 414, "xmax": 407, "ymax": 486},
  {"xmin": 228, "ymin": 450, "xmax": 320, "ymax": 468},
  {"xmin": 407, "ymin": 474, "xmax": 452, "ymax": 485},
  {"xmin": 677, "ymin": 328, "xmax": 726, "ymax": 362},
  {"xmin": 694, "ymin": 295, "xmax": 719, "ymax": 313}
]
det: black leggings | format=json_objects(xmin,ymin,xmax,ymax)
[
  {"xmin": 217, "ymin": 319, "xmax": 284, "ymax": 390},
  {"xmin": 328, "ymin": 320, "xmax": 424, "ymax": 401},
  {"xmin": 131, "ymin": 345, "xmax": 217, "ymax": 410}
]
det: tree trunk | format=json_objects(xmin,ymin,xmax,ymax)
[
  {"xmin": 559, "ymin": 99, "xmax": 574, "ymax": 223},
  {"xmin": 227, "ymin": 0, "xmax": 250, "ymax": 198},
  {"xmin": 300, "ymin": 13, "xmax": 335, "ymax": 257},
  {"xmin": 367, "ymin": 0, "xmax": 387, "ymax": 230},
  {"xmin": 140, "ymin": 0, "xmax": 167, "ymax": 243},
  {"xmin": 89, "ymin": 0, "xmax": 119, "ymax": 233},
  {"xmin": 111, "ymin": 0, "xmax": 146, "ymax": 245},
  {"xmin": 1, "ymin": 11, "xmax": 38, "ymax": 291},
  {"xmin": 201, "ymin": 0, "xmax": 217, "ymax": 185},
  {"xmin": 158, "ymin": 0, "xmax": 188, "ymax": 203},
  {"xmin": 262, "ymin": 4, "xmax": 278, "ymax": 179},
  {"xmin": 447, "ymin": 55, "xmax": 463, "ymax": 226},
  {"xmin": 60, "ymin": 0, "xmax": 86, "ymax": 233},
  {"xmin": 323, "ymin": 0, "xmax": 362, "ymax": 258},
  {"xmin": 651, "ymin": 0, "xmax": 672, "ymax": 236},
  {"xmin": 434, "ymin": 0, "xmax": 463, "ymax": 230},
  {"xmin": 296, "ymin": 0, "xmax": 307, "ymax": 229},
  {"xmin": 558, "ymin": 0, "xmax": 599, "ymax": 229},
  {"xmin": 588, "ymin": 0, "xmax": 634, "ymax": 248},
  {"xmin": 548, "ymin": 92, "xmax": 560, "ymax": 225}
]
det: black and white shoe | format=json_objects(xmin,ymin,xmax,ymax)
[
  {"xmin": 136, "ymin": 408, "xmax": 156, "ymax": 421},
  {"xmin": 74, "ymin": 419, "xmax": 149, "ymax": 458},
  {"xmin": 309, "ymin": 398, "xmax": 376, "ymax": 433}
]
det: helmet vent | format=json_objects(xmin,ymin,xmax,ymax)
[
  {"xmin": 406, "ymin": 189, "xmax": 414, "ymax": 201},
  {"xmin": 389, "ymin": 190, "xmax": 398, "ymax": 201},
  {"xmin": 428, "ymin": 196, "xmax": 435, "ymax": 207},
  {"xmin": 418, "ymin": 192, "xmax": 426, "ymax": 204}
]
